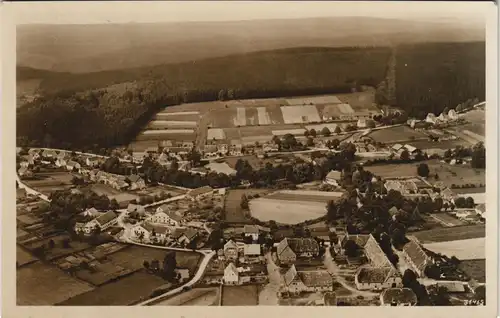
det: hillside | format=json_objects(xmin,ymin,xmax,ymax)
[
  {"xmin": 393, "ymin": 42, "xmax": 485, "ymax": 117},
  {"xmin": 17, "ymin": 17, "xmax": 484, "ymax": 73}
]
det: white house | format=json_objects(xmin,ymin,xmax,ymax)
[
  {"xmin": 475, "ymin": 204, "xmax": 486, "ymax": 219},
  {"xmin": 281, "ymin": 265, "xmax": 334, "ymax": 295},
  {"xmin": 224, "ymin": 263, "xmax": 239, "ymax": 285},
  {"xmin": 132, "ymin": 223, "xmax": 152, "ymax": 242},
  {"xmin": 425, "ymin": 113, "xmax": 437, "ymax": 124},
  {"xmin": 354, "ymin": 266, "xmax": 402, "ymax": 291},
  {"xmin": 325, "ymin": 170, "xmax": 342, "ymax": 187},
  {"xmin": 155, "ymin": 205, "xmax": 183, "ymax": 226},
  {"xmin": 178, "ymin": 228, "xmax": 199, "ymax": 246},
  {"xmin": 243, "ymin": 225, "xmax": 259, "ymax": 241},
  {"xmin": 74, "ymin": 221, "xmax": 97, "ymax": 235},
  {"xmin": 86, "ymin": 157, "xmax": 101, "ymax": 167},
  {"xmin": 66, "ymin": 160, "xmax": 81, "ymax": 171}
]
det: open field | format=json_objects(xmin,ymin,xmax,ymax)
[
  {"xmin": 221, "ymin": 285, "xmax": 259, "ymax": 306},
  {"xmin": 364, "ymin": 163, "xmax": 418, "ymax": 178},
  {"xmin": 423, "ymin": 237, "xmax": 485, "ymax": 260},
  {"xmin": 59, "ymin": 270, "xmax": 167, "ymax": 305},
  {"xmin": 224, "ymin": 189, "xmax": 271, "ymax": 223},
  {"xmin": 367, "ymin": 125, "xmax": 428, "ymax": 144},
  {"xmin": 90, "ymin": 183, "xmax": 121, "ymax": 196},
  {"xmin": 155, "ymin": 113, "xmax": 200, "ymax": 122},
  {"xmin": 142, "ymin": 129, "xmax": 195, "ymax": 135},
  {"xmin": 257, "ymin": 107, "xmax": 272, "ymax": 125},
  {"xmin": 249, "ymin": 198, "xmax": 326, "ymax": 224},
  {"xmin": 458, "ymin": 259, "xmax": 485, "ymax": 283},
  {"xmin": 412, "ymin": 224, "xmax": 485, "ymax": 244},
  {"xmin": 406, "ymin": 139, "xmax": 470, "ymax": 151},
  {"xmin": 17, "ymin": 245, "xmax": 38, "ymax": 267},
  {"xmin": 207, "ymin": 128, "xmax": 226, "ymax": 140},
  {"xmin": 107, "ymin": 246, "xmax": 202, "ymax": 274},
  {"xmin": 425, "ymin": 160, "xmax": 485, "ymax": 187},
  {"xmin": 158, "ymin": 111, "xmax": 200, "ymax": 116},
  {"xmin": 22, "ymin": 234, "xmax": 93, "ymax": 261},
  {"xmin": 155, "ymin": 287, "xmax": 220, "ymax": 306},
  {"xmin": 431, "ymin": 213, "xmax": 466, "ymax": 227},
  {"xmin": 24, "ymin": 172, "xmax": 76, "ymax": 192},
  {"xmin": 135, "ymin": 132, "xmax": 196, "ymax": 142},
  {"xmin": 281, "ymin": 105, "xmax": 321, "ymax": 124},
  {"xmin": 17, "ymin": 262, "xmax": 95, "ymax": 305}
]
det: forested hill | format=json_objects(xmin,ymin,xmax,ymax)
[{"xmin": 16, "ymin": 42, "xmax": 485, "ymax": 151}]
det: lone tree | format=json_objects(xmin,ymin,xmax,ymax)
[
  {"xmin": 306, "ymin": 137, "xmax": 315, "ymax": 147},
  {"xmin": 343, "ymin": 239, "xmax": 358, "ymax": 257},
  {"xmin": 400, "ymin": 150, "xmax": 410, "ymax": 161},
  {"xmin": 303, "ymin": 130, "xmax": 310, "ymax": 138},
  {"xmin": 163, "ymin": 252, "xmax": 177, "ymax": 281},
  {"xmin": 240, "ymin": 194, "xmax": 249, "ymax": 209},
  {"xmin": 321, "ymin": 127, "xmax": 331, "ymax": 137},
  {"xmin": 309, "ymin": 129, "xmax": 317, "ymax": 138},
  {"xmin": 402, "ymin": 269, "xmax": 418, "ymax": 287},
  {"xmin": 417, "ymin": 163, "xmax": 430, "ymax": 177}
]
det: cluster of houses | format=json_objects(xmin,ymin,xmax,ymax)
[
  {"xmin": 129, "ymin": 141, "xmax": 194, "ymax": 164},
  {"xmin": 80, "ymin": 169, "xmax": 146, "ymax": 191},
  {"xmin": 425, "ymin": 110, "xmax": 459, "ymax": 125},
  {"xmin": 74, "ymin": 209, "xmax": 119, "ymax": 235},
  {"xmin": 390, "ymin": 143, "xmax": 421, "ymax": 159}
]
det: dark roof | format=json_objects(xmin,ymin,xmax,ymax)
[
  {"xmin": 278, "ymin": 237, "xmax": 319, "ymax": 255},
  {"xmin": 171, "ymin": 228, "xmax": 187, "ymax": 239},
  {"xmin": 182, "ymin": 228, "xmax": 199, "ymax": 240},
  {"xmin": 95, "ymin": 210, "xmax": 118, "ymax": 226},
  {"xmin": 142, "ymin": 222, "xmax": 170, "ymax": 235},
  {"xmin": 381, "ymin": 288, "xmax": 418, "ymax": 305},
  {"xmin": 356, "ymin": 267, "xmax": 394, "ymax": 284},
  {"xmin": 298, "ymin": 270, "xmax": 333, "ymax": 288},
  {"xmin": 343, "ymin": 234, "xmax": 370, "ymax": 248}
]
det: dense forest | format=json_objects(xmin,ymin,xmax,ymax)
[
  {"xmin": 17, "ymin": 42, "xmax": 485, "ymax": 150},
  {"xmin": 17, "ymin": 47, "xmax": 390, "ymax": 150},
  {"xmin": 392, "ymin": 42, "xmax": 485, "ymax": 118}
]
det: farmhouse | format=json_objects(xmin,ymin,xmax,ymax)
[
  {"xmin": 223, "ymin": 263, "xmax": 239, "ymax": 285},
  {"xmin": 128, "ymin": 174, "xmax": 146, "ymax": 190},
  {"xmin": 380, "ymin": 288, "xmax": 418, "ymax": 306},
  {"xmin": 276, "ymin": 238, "xmax": 320, "ymax": 264},
  {"xmin": 354, "ymin": 266, "xmax": 402, "ymax": 291},
  {"xmin": 324, "ymin": 170, "xmax": 342, "ymax": 187},
  {"xmin": 244, "ymin": 225, "xmax": 260, "ymax": 241},
  {"xmin": 86, "ymin": 157, "xmax": 101, "ymax": 167},
  {"xmin": 55, "ymin": 153, "xmax": 69, "ymax": 167},
  {"xmin": 187, "ymin": 186, "xmax": 214, "ymax": 201},
  {"xmin": 363, "ymin": 235, "xmax": 394, "ymax": 268},
  {"xmin": 242, "ymin": 244, "xmax": 261, "ymax": 263},
  {"xmin": 94, "ymin": 210, "xmax": 119, "ymax": 231},
  {"xmin": 223, "ymin": 240, "xmax": 239, "ymax": 261},
  {"xmin": 66, "ymin": 160, "xmax": 81, "ymax": 171},
  {"xmin": 74, "ymin": 221, "xmax": 97, "ymax": 235},
  {"xmin": 153, "ymin": 205, "xmax": 183, "ymax": 226},
  {"xmin": 402, "ymin": 236, "xmax": 433, "ymax": 277},
  {"xmin": 144, "ymin": 223, "xmax": 171, "ymax": 242},
  {"xmin": 281, "ymin": 265, "xmax": 333, "ymax": 295},
  {"xmin": 82, "ymin": 207, "xmax": 101, "ymax": 218},
  {"xmin": 177, "ymin": 228, "xmax": 199, "ymax": 246}
]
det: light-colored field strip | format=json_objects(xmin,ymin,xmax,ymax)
[
  {"xmin": 280, "ymin": 106, "xmax": 321, "ymax": 124},
  {"xmin": 257, "ymin": 107, "xmax": 272, "ymax": 125},
  {"xmin": 207, "ymin": 128, "xmax": 226, "ymax": 140},
  {"xmin": 142, "ymin": 129, "xmax": 195, "ymax": 135},
  {"xmin": 240, "ymin": 135, "xmax": 273, "ymax": 144},
  {"xmin": 149, "ymin": 121, "xmax": 198, "ymax": 127},
  {"xmin": 233, "ymin": 108, "xmax": 247, "ymax": 127},
  {"xmin": 337, "ymin": 103, "xmax": 355, "ymax": 114},
  {"xmin": 249, "ymin": 198, "xmax": 326, "ymax": 224},
  {"xmin": 423, "ymin": 238, "xmax": 485, "ymax": 260},
  {"xmin": 462, "ymin": 129, "xmax": 485, "ymax": 142},
  {"xmin": 271, "ymin": 129, "xmax": 307, "ymax": 136},
  {"xmin": 158, "ymin": 111, "xmax": 200, "ymax": 116},
  {"xmin": 305, "ymin": 123, "xmax": 340, "ymax": 132},
  {"xmin": 285, "ymin": 95, "xmax": 342, "ymax": 105},
  {"xmin": 276, "ymin": 190, "xmax": 345, "ymax": 197}
]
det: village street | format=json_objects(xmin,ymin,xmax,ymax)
[
  {"xmin": 139, "ymin": 249, "xmax": 216, "ymax": 306},
  {"xmin": 258, "ymin": 252, "xmax": 282, "ymax": 305},
  {"xmin": 323, "ymin": 247, "xmax": 379, "ymax": 298}
]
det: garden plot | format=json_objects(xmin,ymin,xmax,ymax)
[
  {"xmin": 207, "ymin": 128, "xmax": 226, "ymax": 141},
  {"xmin": 249, "ymin": 197, "xmax": 326, "ymax": 224},
  {"xmin": 221, "ymin": 285, "xmax": 259, "ymax": 306},
  {"xmin": 257, "ymin": 107, "xmax": 272, "ymax": 125},
  {"xmin": 233, "ymin": 108, "xmax": 247, "ymax": 127},
  {"xmin": 281, "ymin": 105, "xmax": 321, "ymax": 124},
  {"xmin": 245, "ymin": 108, "xmax": 258, "ymax": 126},
  {"xmin": 423, "ymin": 237, "xmax": 485, "ymax": 260}
]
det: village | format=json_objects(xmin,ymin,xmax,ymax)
[{"xmin": 16, "ymin": 93, "xmax": 486, "ymax": 306}]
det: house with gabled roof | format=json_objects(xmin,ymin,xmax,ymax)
[
  {"xmin": 402, "ymin": 236, "xmax": 433, "ymax": 277},
  {"xmin": 276, "ymin": 238, "xmax": 320, "ymax": 264},
  {"xmin": 178, "ymin": 228, "xmax": 199, "ymax": 246},
  {"xmin": 380, "ymin": 288, "xmax": 417, "ymax": 306},
  {"xmin": 153, "ymin": 205, "xmax": 183, "ymax": 226},
  {"xmin": 475, "ymin": 203, "xmax": 486, "ymax": 219},
  {"xmin": 363, "ymin": 234, "xmax": 393, "ymax": 268},
  {"xmin": 325, "ymin": 170, "xmax": 342, "ymax": 186},
  {"xmin": 94, "ymin": 210, "xmax": 118, "ymax": 231},
  {"xmin": 223, "ymin": 239, "xmax": 239, "ymax": 261},
  {"xmin": 244, "ymin": 225, "xmax": 259, "ymax": 241},
  {"xmin": 224, "ymin": 262, "xmax": 239, "ymax": 285},
  {"xmin": 355, "ymin": 266, "xmax": 402, "ymax": 291},
  {"xmin": 82, "ymin": 207, "xmax": 101, "ymax": 218},
  {"xmin": 128, "ymin": 174, "xmax": 146, "ymax": 190},
  {"xmin": 281, "ymin": 264, "xmax": 333, "ymax": 295}
]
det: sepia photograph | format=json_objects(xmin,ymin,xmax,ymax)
[{"xmin": 1, "ymin": 1, "xmax": 498, "ymax": 316}]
